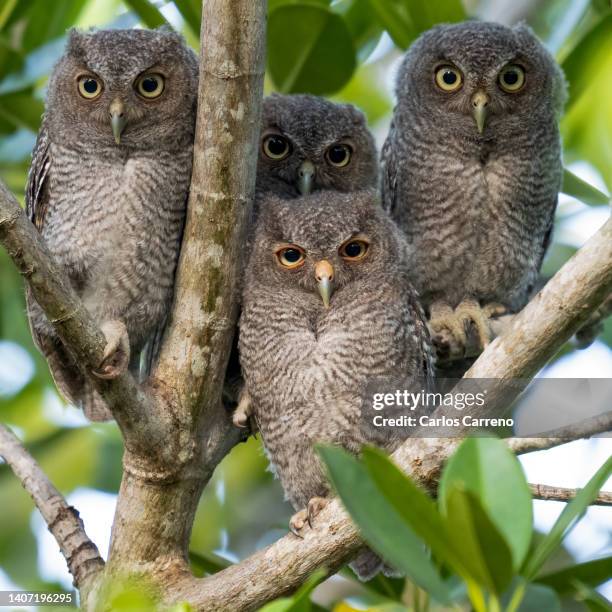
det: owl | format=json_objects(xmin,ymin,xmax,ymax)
[
  {"xmin": 381, "ymin": 21, "xmax": 566, "ymax": 359},
  {"xmin": 25, "ymin": 28, "xmax": 198, "ymax": 420},
  {"xmin": 256, "ymin": 94, "xmax": 378, "ymax": 197},
  {"xmin": 239, "ymin": 189, "xmax": 433, "ymax": 578}
]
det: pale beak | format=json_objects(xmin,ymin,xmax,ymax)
[
  {"xmin": 471, "ymin": 90, "xmax": 489, "ymax": 134},
  {"xmin": 109, "ymin": 98, "xmax": 127, "ymax": 144},
  {"xmin": 314, "ymin": 259, "xmax": 334, "ymax": 308},
  {"xmin": 297, "ymin": 160, "xmax": 315, "ymax": 195}
]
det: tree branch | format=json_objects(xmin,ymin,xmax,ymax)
[
  {"xmin": 507, "ymin": 411, "xmax": 612, "ymax": 455},
  {"xmin": 529, "ymin": 483, "xmax": 612, "ymax": 506},
  {"xmin": 164, "ymin": 216, "xmax": 612, "ymax": 611},
  {"xmin": 0, "ymin": 424, "xmax": 104, "ymax": 590}
]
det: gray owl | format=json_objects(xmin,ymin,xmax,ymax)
[
  {"xmin": 26, "ymin": 28, "xmax": 198, "ymax": 420},
  {"xmin": 239, "ymin": 189, "xmax": 433, "ymax": 579},
  {"xmin": 381, "ymin": 21, "xmax": 566, "ymax": 358},
  {"xmin": 256, "ymin": 94, "xmax": 378, "ymax": 197}
]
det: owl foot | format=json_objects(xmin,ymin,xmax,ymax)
[
  {"xmin": 289, "ymin": 497, "xmax": 328, "ymax": 538},
  {"xmin": 92, "ymin": 320, "xmax": 130, "ymax": 380},
  {"xmin": 232, "ymin": 389, "xmax": 252, "ymax": 428},
  {"xmin": 429, "ymin": 299, "xmax": 506, "ymax": 358}
]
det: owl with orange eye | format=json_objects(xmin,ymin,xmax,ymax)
[
  {"xmin": 239, "ymin": 189, "xmax": 433, "ymax": 579},
  {"xmin": 256, "ymin": 94, "xmax": 378, "ymax": 198},
  {"xmin": 25, "ymin": 28, "xmax": 198, "ymax": 420},
  {"xmin": 381, "ymin": 21, "xmax": 566, "ymax": 363}
]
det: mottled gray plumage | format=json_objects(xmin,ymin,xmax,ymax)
[
  {"xmin": 239, "ymin": 189, "xmax": 433, "ymax": 578},
  {"xmin": 256, "ymin": 94, "xmax": 377, "ymax": 198},
  {"xmin": 381, "ymin": 21, "xmax": 566, "ymax": 355},
  {"xmin": 26, "ymin": 28, "xmax": 198, "ymax": 420}
]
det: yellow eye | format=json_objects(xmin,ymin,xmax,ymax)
[
  {"xmin": 263, "ymin": 134, "xmax": 291, "ymax": 160},
  {"xmin": 135, "ymin": 73, "xmax": 165, "ymax": 99},
  {"xmin": 435, "ymin": 65, "xmax": 463, "ymax": 92},
  {"xmin": 339, "ymin": 238, "xmax": 369, "ymax": 260},
  {"xmin": 326, "ymin": 143, "xmax": 352, "ymax": 167},
  {"xmin": 276, "ymin": 245, "xmax": 305, "ymax": 268},
  {"xmin": 77, "ymin": 75, "xmax": 102, "ymax": 99},
  {"xmin": 498, "ymin": 64, "xmax": 525, "ymax": 92}
]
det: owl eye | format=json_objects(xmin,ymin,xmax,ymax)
[
  {"xmin": 434, "ymin": 65, "xmax": 463, "ymax": 92},
  {"xmin": 77, "ymin": 75, "xmax": 103, "ymax": 99},
  {"xmin": 276, "ymin": 245, "xmax": 305, "ymax": 268},
  {"xmin": 135, "ymin": 73, "xmax": 165, "ymax": 99},
  {"xmin": 498, "ymin": 64, "xmax": 525, "ymax": 92},
  {"xmin": 263, "ymin": 135, "xmax": 291, "ymax": 160},
  {"xmin": 339, "ymin": 238, "xmax": 369, "ymax": 260},
  {"xmin": 326, "ymin": 144, "xmax": 352, "ymax": 167}
]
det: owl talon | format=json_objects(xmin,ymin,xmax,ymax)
[
  {"xmin": 429, "ymin": 301, "xmax": 467, "ymax": 358},
  {"xmin": 232, "ymin": 389, "xmax": 252, "ymax": 428},
  {"xmin": 92, "ymin": 320, "xmax": 130, "ymax": 380},
  {"xmin": 455, "ymin": 299, "xmax": 503, "ymax": 351},
  {"xmin": 307, "ymin": 496, "xmax": 328, "ymax": 528},
  {"xmin": 289, "ymin": 509, "xmax": 308, "ymax": 538}
]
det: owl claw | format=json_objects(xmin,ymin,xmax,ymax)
[
  {"xmin": 289, "ymin": 509, "xmax": 308, "ymax": 538},
  {"xmin": 429, "ymin": 299, "xmax": 506, "ymax": 358},
  {"xmin": 289, "ymin": 497, "xmax": 328, "ymax": 537},
  {"xmin": 232, "ymin": 389, "xmax": 252, "ymax": 428},
  {"xmin": 92, "ymin": 320, "xmax": 130, "ymax": 380}
]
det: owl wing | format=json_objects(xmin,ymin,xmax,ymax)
[
  {"xmin": 26, "ymin": 117, "xmax": 52, "ymax": 230},
  {"xmin": 380, "ymin": 133, "xmax": 398, "ymax": 216}
]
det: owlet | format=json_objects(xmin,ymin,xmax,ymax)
[
  {"xmin": 381, "ymin": 21, "xmax": 566, "ymax": 360},
  {"xmin": 26, "ymin": 28, "xmax": 198, "ymax": 420},
  {"xmin": 239, "ymin": 189, "xmax": 433, "ymax": 579}
]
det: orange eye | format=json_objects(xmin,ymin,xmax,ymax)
[
  {"xmin": 276, "ymin": 245, "xmax": 305, "ymax": 268},
  {"xmin": 339, "ymin": 238, "xmax": 369, "ymax": 260}
]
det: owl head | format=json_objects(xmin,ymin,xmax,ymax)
[
  {"xmin": 45, "ymin": 28, "xmax": 198, "ymax": 149},
  {"xmin": 256, "ymin": 94, "xmax": 378, "ymax": 198},
  {"xmin": 248, "ymin": 189, "xmax": 405, "ymax": 309},
  {"xmin": 395, "ymin": 21, "xmax": 566, "ymax": 138}
]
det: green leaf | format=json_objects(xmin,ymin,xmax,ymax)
[
  {"xmin": 122, "ymin": 0, "xmax": 169, "ymax": 28},
  {"xmin": 318, "ymin": 446, "xmax": 451, "ymax": 603},
  {"xmin": 535, "ymin": 556, "xmax": 612, "ymax": 595},
  {"xmin": 573, "ymin": 580, "xmax": 612, "ymax": 612},
  {"xmin": 268, "ymin": 4, "xmax": 356, "ymax": 94},
  {"xmin": 504, "ymin": 582, "xmax": 562, "ymax": 612},
  {"xmin": 360, "ymin": 446, "xmax": 496, "ymax": 585},
  {"xmin": 562, "ymin": 12, "xmax": 612, "ymax": 108},
  {"xmin": 367, "ymin": 0, "xmax": 415, "ymax": 49},
  {"xmin": 368, "ymin": 0, "xmax": 466, "ymax": 49},
  {"xmin": 0, "ymin": 88, "xmax": 44, "ymax": 133},
  {"xmin": 333, "ymin": 0, "xmax": 383, "ymax": 61},
  {"xmin": 562, "ymin": 168, "xmax": 610, "ymax": 205},
  {"xmin": 444, "ymin": 485, "xmax": 514, "ymax": 595},
  {"xmin": 439, "ymin": 437, "xmax": 533, "ymax": 569},
  {"xmin": 523, "ymin": 455, "xmax": 612, "ymax": 579},
  {"xmin": 172, "ymin": 0, "xmax": 201, "ymax": 35}
]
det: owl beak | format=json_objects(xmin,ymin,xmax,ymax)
[
  {"xmin": 471, "ymin": 90, "xmax": 489, "ymax": 134},
  {"xmin": 109, "ymin": 98, "xmax": 127, "ymax": 145},
  {"xmin": 297, "ymin": 160, "xmax": 315, "ymax": 195},
  {"xmin": 315, "ymin": 259, "xmax": 334, "ymax": 308}
]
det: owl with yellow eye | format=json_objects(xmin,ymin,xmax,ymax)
[
  {"xmin": 25, "ymin": 28, "xmax": 198, "ymax": 420},
  {"xmin": 381, "ymin": 21, "xmax": 566, "ymax": 362},
  {"xmin": 239, "ymin": 189, "xmax": 433, "ymax": 579},
  {"xmin": 256, "ymin": 93, "xmax": 378, "ymax": 198}
]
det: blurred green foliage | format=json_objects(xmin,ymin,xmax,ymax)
[{"xmin": 0, "ymin": 0, "xmax": 610, "ymax": 610}]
